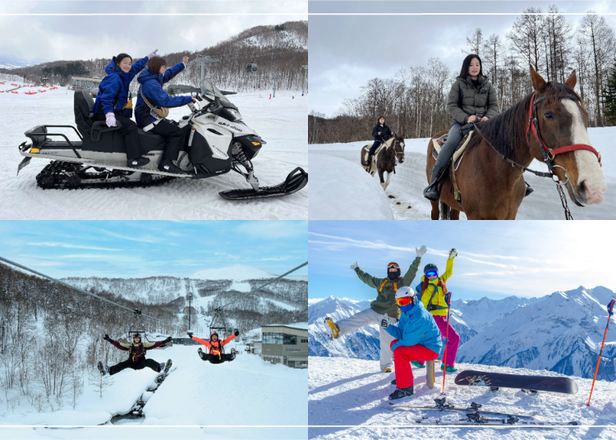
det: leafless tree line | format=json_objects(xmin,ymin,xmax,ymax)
[{"xmin": 309, "ymin": 9, "xmax": 616, "ymax": 144}]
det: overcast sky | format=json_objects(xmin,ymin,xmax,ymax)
[
  {"xmin": 0, "ymin": 1, "xmax": 306, "ymax": 63},
  {"xmin": 308, "ymin": 220, "xmax": 616, "ymax": 302},
  {"xmin": 0, "ymin": 221, "xmax": 308, "ymax": 279},
  {"xmin": 309, "ymin": 1, "xmax": 616, "ymax": 116}
]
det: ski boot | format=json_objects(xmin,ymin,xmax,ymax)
[
  {"xmin": 229, "ymin": 348, "xmax": 237, "ymax": 361},
  {"xmin": 97, "ymin": 361, "xmax": 109, "ymax": 376},
  {"xmin": 324, "ymin": 317, "xmax": 340, "ymax": 339},
  {"xmin": 198, "ymin": 347, "xmax": 206, "ymax": 360},
  {"xmin": 441, "ymin": 363, "xmax": 458, "ymax": 373},
  {"xmin": 388, "ymin": 386, "xmax": 414, "ymax": 402},
  {"xmin": 411, "ymin": 361, "xmax": 425, "ymax": 369}
]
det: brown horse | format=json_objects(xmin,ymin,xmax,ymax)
[
  {"xmin": 361, "ymin": 133, "xmax": 405, "ymax": 190},
  {"xmin": 426, "ymin": 67, "xmax": 605, "ymax": 220}
]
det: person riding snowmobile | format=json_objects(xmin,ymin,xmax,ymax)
[
  {"xmin": 324, "ymin": 245, "xmax": 427, "ymax": 372},
  {"xmin": 98, "ymin": 333, "xmax": 172, "ymax": 376},
  {"xmin": 413, "ymin": 249, "xmax": 460, "ymax": 372},
  {"xmin": 135, "ymin": 56, "xmax": 196, "ymax": 174},
  {"xmin": 187, "ymin": 329, "xmax": 239, "ymax": 364},
  {"xmin": 366, "ymin": 116, "xmax": 393, "ymax": 168},
  {"xmin": 381, "ymin": 286, "xmax": 442, "ymax": 402},
  {"xmin": 92, "ymin": 50, "xmax": 158, "ymax": 168}
]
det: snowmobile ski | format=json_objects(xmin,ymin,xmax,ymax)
[
  {"xmin": 219, "ymin": 167, "xmax": 308, "ymax": 200},
  {"xmin": 426, "ymin": 360, "xmax": 435, "ymax": 389},
  {"xmin": 455, "ymin": 370, "xmax": 578, "ymax": 394},
  {"xmin": 385, "ymin": 397, "xmax": 535, "ymax": 418},
  {"xmin": 407, "ymin": 413, "xmax": 579, "ymax": 426}
]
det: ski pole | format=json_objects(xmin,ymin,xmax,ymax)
[
  {"xmin": 441, "ymin": 294, "xmax": 451, "ymax": 395},
  {"xmin": 587, "ymin": 299, "xmax": 615, "ymax": 406}
]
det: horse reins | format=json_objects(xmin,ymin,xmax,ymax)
[{"xmin": 471, "ymin": 93, "xmax": 602, "ymax": 220}]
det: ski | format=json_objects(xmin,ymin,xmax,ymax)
[
  {"xmin": 219, "ymin": 167, "xmax": 308, "ymax": 200},
  {"xmin": 407, "ymin": 413, "xmax": 579, "ymax": 426},
  {"xmin": 385, "ymin": 397, "xmax": 535, "ymax": 419},
  {"xmin": 455, "ymin": 370, "xmax": 578, "ymax": 394}
]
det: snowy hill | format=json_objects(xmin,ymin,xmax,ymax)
[
  {"xmin": 309, "ymin": 356, "xmax": 616, "ymax": 439},
  {"xmin": 191, "ymin": 264, "xmax": 276, "ymax": 281},
  {"xmin": 309, "ymin": 126, "xmax": 616, "ymax": 220}
]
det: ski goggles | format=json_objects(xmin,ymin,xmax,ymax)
[
  {"xmin": 388, "ymin": 262, "xmax": 400, "ymax": 272},
  {"xmin": 425, "ymin": 271, "xmax": 438, "ymax": 277},
  {"xmin": 396, "ymin": 296, "xmax": 414, "ymax": 307}
]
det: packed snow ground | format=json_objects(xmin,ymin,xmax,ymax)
[
  {"xmin": 309, "ymin": 356, "xmax": 616, "ymax": 439},
  {"xmin": 309, "ymin": 127, "xmax": 615, "ymax": 220},
  {"xmin": 0, "ymin": 85, "xmax": 308, "ymax": 220},
  {"xmin": 0, "ymin": 343, "xmax": 307, "ymax": 439}
]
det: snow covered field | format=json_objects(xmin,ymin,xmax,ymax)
[
  {"xmin": 0, "ymin": 343, "xmax": 307, "ymax": 439},
  {"xmin": 310, "ymin": 127, "xmax": 615, "ymax": 220},
  {"xmin": 309, "ymin": 356, "xmax": 616, "ymax": 439},
  {"xmin": 0, "ymin": 85, "xmax": 308, "ymax": 220}
]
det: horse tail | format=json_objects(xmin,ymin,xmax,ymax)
[{"xmin": 440, "ymin": 202, "xmax": 450, "ymax": 220}]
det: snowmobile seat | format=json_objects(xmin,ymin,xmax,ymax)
[{"xmin": 137, "ymin": 128, "xmax": 166, "ymax": 154}]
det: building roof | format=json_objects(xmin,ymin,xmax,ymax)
[{"xmin": 262, "ymin": 322, "xmax": 308, "ymax": 331}]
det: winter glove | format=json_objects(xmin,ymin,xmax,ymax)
[
  {"xmin": 105, "ymin": 112, "xmax": 116, "ymax": 127},
  {"xmin": 449, "ymin": 248, "xmax": 458, "ymax": 259},
  {"xmin": 350, "ymin": 262, "xmax": 359, "ymax": 271},
  {"xmin": 183, "ymin": 56, "xmax": 189, "ymax": 64},
  {"xmin": 234, "ymin": 329, "xmax": 240, "ymax": 336},
  {"xmin": 187, "ymin": 332, "xmax": 193, "ymax": 338},
  {"xmin": 147, "ymin": 49, "xmax": 158, "ymax": 59},
  {"xmin": 444, "ymin": 292, "xmax": 452, "ymax": 307},
  {"xmin": 380, "ymin": 319, "xmax": 389, "ymax": 329},
  {"xmin": 416, "ymin": 245, "xmax": 427, "ymax": 258},
  {"xmin": 164, "ymin": 336, "xmax": 172, "ymax": 343},
  {"xmin": 103, "ymin": 334, "xmax": 112, "ymax": 343}
]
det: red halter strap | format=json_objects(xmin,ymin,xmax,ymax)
[{"xmin": 526, "ymin": 93, "xmax": 601, "ymax": 166}]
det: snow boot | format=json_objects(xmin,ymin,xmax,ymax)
[
  {"xmin": 158, "ymin": 159, "xmax": 183, "ymax": 174},
  {"xmin": 391, "ymin": 379, "xmax": 396, "ymax": 386},
  {"xmin": 441, "ymin": 363, "xmax": 458, "ymax": 373},
  {"xmin": 198, "ymin": 347, "xmax": 206, "ymax": 360},
  {"xmin": 382, "ymin": 367, "xmax": 393, "ymax": 373},
  {"xmin": 411, "ymin": 361, "xmax": 426, "ymax": 369},
  {"xmin": 388, "ymin": 386, "xmax": 414, "ymax": 402},
  {"xmin": 161, "ymin": 359, "xmax": 173, "ymax": 374},
  {"xmin": 229, "ymin": 348, "xmax": 237, "ymax": 361},
  {"xmin": 128, "ymin": 157, "xmax": 150, "ymax": 168},
  {"xmin": 324, "ymin": 317, "xmax": 340, "ymax": 339},
  {"xmin": 97, "ymin": 361, "xmax": 109, "ymax": 376}
]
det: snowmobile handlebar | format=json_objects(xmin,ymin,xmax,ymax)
[{"xmin": 91, "ymin": 120, "xmax": 122, "ymax": 142}]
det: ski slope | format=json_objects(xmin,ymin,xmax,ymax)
[
  {"xmin": 0, "ymin": 85, "xmax": 308, "ymax": 220},
  {"xmin": 309, "ymin": 356, "xmax": 616, "ymax": 439},
  {"xmin": 0, "ymin": 343, "xmax": 307, "ymax": 439},
  {"xmin": 309, "ymin": 127, "xmax": 615, "ymax": 220}
]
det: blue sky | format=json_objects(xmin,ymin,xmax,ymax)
[
  {"xmin": 0, "ymin": 221, "xmax": 307, "ymax": 279},
  {"xmin": 309, "ymin": 221, "xmax": 616, "ymax": 302}
]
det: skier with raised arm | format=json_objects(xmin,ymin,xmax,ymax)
[
  {"xmin": 97, "ymin": 333, "xmax": 172, "ymax": 376},
  {"xmin": 187, "ymin": 330, "xmax": 239, "ymax": 364},
  {"xmin": 324, "ymin": 245, "xmax": 427, "ymax": 372}
]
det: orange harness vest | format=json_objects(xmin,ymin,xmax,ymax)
[{"xmin": 379, "ymin": 280, "xmax": 397, "ymax": 293}]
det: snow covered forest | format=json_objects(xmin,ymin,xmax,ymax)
[
  {"xmin": 0, "ymin": 21, "xmax": 307, "ymax": 92},
  {"xmin": 309, "ymin": 8, "xmax": 616, "ymax": 144}
]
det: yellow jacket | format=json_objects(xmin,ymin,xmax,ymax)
[{"xmin": 416, "ymin": 257, "xmax": 454, "ymax": 316}]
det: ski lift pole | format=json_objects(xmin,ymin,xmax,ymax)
[
  {"xmin": 441, "ymin": 294, "xmax": 452, "ymax": 395},
  {"xmin": 587, "ymin": 299, "xmax": 615, "ymax": 406}
]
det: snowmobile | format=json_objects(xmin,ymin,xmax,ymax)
[{"xmin": 16, "ymin": 80, "xmax": 308, "ymax": 200}]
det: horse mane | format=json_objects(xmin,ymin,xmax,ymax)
[{"xmin": 467, "ymin": 81, "xmax": 585, "ymax": 157}]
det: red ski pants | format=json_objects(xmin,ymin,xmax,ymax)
[{"xmin": 390, "ymin": 341, "xmax": 439, "ymax": 389}]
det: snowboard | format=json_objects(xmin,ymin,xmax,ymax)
[
  {"xmin": 426, "ymin": 360, "xmax": 435, "ymax": 389},
  {"xmin": 454, "ymin": 370, "xmax": 578, "ymax": 394}
]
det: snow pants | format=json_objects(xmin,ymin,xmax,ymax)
[
  {"xmin": 92, "ymin": 113, "xmax": 141, "ymax": 161},
  {"xmin": 336, "ymin": 307, "xmax": 396, "ymax": 370},
  {"xmin": 199, "ymin": 351, "xmax": 235, "ymax": 364},
  {"xmin": 368, "ymin": 141, "xmax": 382, "ymax": 155},
  {"xmin": 391, "ymin": 342, "xmax": 439, "ymax": 389},
  {"xmin": 149, "ymin": 119, "xmax": 183, "ymax": 161},
  {"xmin": 417, "ymin": 315, "xmax": 460, "ymax": 368},
  {"xmin": 109, "ymin": 358, "xmax": 161, "ymax": 375}
]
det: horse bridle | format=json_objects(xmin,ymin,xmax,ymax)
[
  {"xmin": 393, "ymin": 137, "xmax": 405, "ymax": 164},
  {"xmin": 526, "ymin": 93, "xmax": 601, "ymax": 172}
]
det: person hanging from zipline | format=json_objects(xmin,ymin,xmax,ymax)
[
  {"xmin": 413, "ymin": 249, "xmax": 460, "ymax": 372},
  {"xmin": 97, "ymin": 333, "xmax": 172, "ymax": 376},
  {"xmin": 187, "ymin": 329, "xmax": 239, "ymax": 364}
]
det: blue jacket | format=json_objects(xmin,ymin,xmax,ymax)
[
  {"xmin": 93, "ymin": 57, "xmax": 149, "ymax": 116},
  {"xmin": 386, "ymin": 301, "xmax": 442, "ymax": 354},
  {"xmin": 135, "ymin": 63, "xmax": 192, "ymax": 127}
]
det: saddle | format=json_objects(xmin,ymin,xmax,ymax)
[
  {"xmin": 362, "ymin": 137, "xmax": 394, "ymax": 174},
  {"xmin": 431, "ymin": 130, "xmax": 475, "ymax": 201}
]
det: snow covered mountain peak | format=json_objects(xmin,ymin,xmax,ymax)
[{"xmin": 190, "ymin": 264, "xmax": 277, "ymax": 281}]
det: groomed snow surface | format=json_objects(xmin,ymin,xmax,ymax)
[
  {"xmin": 310, "ymin": 127, "xmax": 615, "ymax": 220},
  {"xmin": 0, "ymin": 343, "xmax": 307, "ymax": 439},
  {"xmin": 0, "ymin": 85, "xmax": 308, "ymax": 220},
  {"xmin": 309, "ymin": 356, "xmax": 616, "ymax": 439}
]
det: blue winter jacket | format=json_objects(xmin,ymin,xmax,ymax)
[
  {"xmin": 386, "ymin": 301, "xmax": 442, "ymax": 354},
  {"xmin": 93, "ymin": 57, "xmax": 149, "ymax": 116},
  {"xmin": 135, "ymin": 63, "xmax": 192, "ymax": 128}
]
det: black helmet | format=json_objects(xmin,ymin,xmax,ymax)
[
  {"xmin": 132, "ymin": 333, "xmax": 141, "ymax": 341},
  {"xmin": 424, "ymin": 264, "xmax": 438, "ymax": 274}
]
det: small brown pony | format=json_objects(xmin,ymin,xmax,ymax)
[
  {"xmin": 426, "ymin": 67, "xmax": 605, "ymax": 220},
  {"xmin": 361, "ymin": 133, "xmax": 405, "ymax": 190}
]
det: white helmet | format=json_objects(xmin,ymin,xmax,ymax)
[{"xmin": 395, "ymin": 286, "xmax": 417, "ymax": 307}]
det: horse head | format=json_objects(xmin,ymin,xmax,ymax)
[
  {"xmin": 528, "ymin": 67, "xmax": 605, "ymax": 206},
  {"xmin": 393, "ymin": 132, "xmax": 405, "ymax": 164}
]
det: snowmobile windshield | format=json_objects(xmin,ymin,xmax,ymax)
[{"xmin": 200, "ymin": 79, "xmax": 236, "ymax": 108}]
